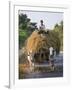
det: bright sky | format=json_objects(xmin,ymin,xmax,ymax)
[{"xmin": 19, "ymin": 10, "xmax": 63, "ymax": 29}]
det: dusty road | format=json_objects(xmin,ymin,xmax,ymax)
[{"xmin": 19, "ymin": 53, "xmax": 63, "ymax": 79}]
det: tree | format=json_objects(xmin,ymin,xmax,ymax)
[
  {"xmin": 27, "ymin": 22, "xmax": 38, "ymax": 31},
  {"xmin": 19, "ymin": 14, "xmax": 38, "ymax": 49},
  {"xmin": 19, "ymin": 14, "xmax": 30, "ymax": 30},
  {"xmin": 54, "ymin": 23, "xmax": 60, "ymax": 33},
  {"xmin": 53, "ymin": 21, "xmax": 63, "ymax": 51}
]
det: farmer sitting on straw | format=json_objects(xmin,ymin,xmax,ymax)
[
  {"xmin": 39, "ymin": 20, "xmax": 45, "ymax": 30},
  {"xmin": 38, "ymin": 20, "xmax": 49, "ymax": 35}
]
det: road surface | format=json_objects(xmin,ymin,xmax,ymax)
[{"xmin": 19, "ymin": 53, "xmax": 63, "ymax": 79}]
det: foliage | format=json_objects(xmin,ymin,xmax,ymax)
[
  {"xmin": 19, "ymin": 14, "xmax": 30, "ymax": 30},
  {"xmin": 19, "ymin": 14, "xmax": 38, "ymax": 48},
  {"xmin": 53, "ymin": 21, "xmax": 63, "ymax": 51},
  {"xmin": 19, "ymin": 30, "xmax": 28, "ymax": 48}
]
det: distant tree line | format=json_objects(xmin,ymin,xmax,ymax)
[
  {"xmin": 53, "ymin": 21, "xmax": 63, "ymax": 51},
  {"xmin": 19, "ymin": 14, "xmax": 38, "ymax": 48},
  {"xmin": 19, "ymin": 14, "xmax": 37, "ymax": 30}
]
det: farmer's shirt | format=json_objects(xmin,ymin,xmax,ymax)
[{"xmin": 39, "ymin": 24, "xmax": 45, "ymax": 30}]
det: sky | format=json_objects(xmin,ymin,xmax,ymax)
[{"xmin": 19, "ymin": 10, "xmax": 63, "ymax": 29}]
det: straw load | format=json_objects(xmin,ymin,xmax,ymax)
[
  {"xmin": 24, "ymin": 30, "xmax": 60, "ymax": 62},
  {"xmin": 25, "ymin": 31, "xmax": 48, "ymax": 54},
  {"xmin": 25, "ymin": 30, "xmax": 60, "ymax": 53}
]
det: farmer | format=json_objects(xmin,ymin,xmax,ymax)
[
  {"xmin": 38, "ymin": 20, "xmax": 46, "ymax": 36},
  {"xmin": 38, "ymin": 20, "xmax": 49, "ymax": 35},
  {"xmin": 39, "ymin": 20, "xmax": 45, "ymax": 30}
]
